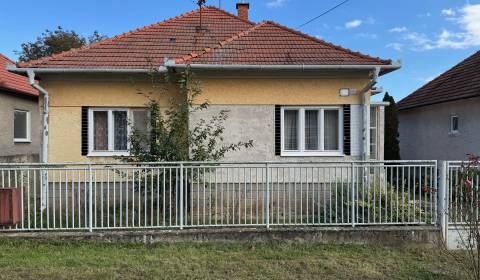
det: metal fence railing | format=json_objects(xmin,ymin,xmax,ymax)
[
  {"xmin": 0, "ymin": 161, "xmax": 439, "ymax": 232},
  {"xmin": 445, "ymin": 161, "xmax": 480, "ymax": 226}
]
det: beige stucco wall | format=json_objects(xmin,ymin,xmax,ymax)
[
  {"xmin": 197, "ymin": 77, "xmax": 365, "ymax": 105},
  {"xmin": 39, "ymin": 71, "xmax": 371, "ymax": 163},
  {"xmin": 43, "ymin": 76, "xmax": 180, "ymax": 163},
  {"xmin": 0, "ymin": 91, "xmax": 40, "ymax": 162}
]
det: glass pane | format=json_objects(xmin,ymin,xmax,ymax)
[
  {"xmin": 324, "ymin": 110, "xmax": 339, "ymax": 151},
  {"xmin": 133, "ymin": 110, "xmax": 149, "ymax": 136},
  {"xmin": 370, "ymin": 108, "xmax": 377, "ymax": 127},
  {"xmin": 14, "ymin": 111, "xmax": 28, "ymax": 139},
  {"xmin": 113, "ymin": 111, "xmax": 128, "ymax": 151},
  {"xmin": 283, "ymin": 110, "xmax": 298, "ymax": 151},
  {"xmin": 133, "ymin": 110, "xmax": 149, "ymax": 150},
  {"xmin": 93, "ymin": 111, "xmax": 108, "ymax": 151},
  {"xmin": 452, "ymin": 116, "xmax": 459, "ymax": 131},
  {"xmin": 305, "ymin": 110, "xmax": 319, "ymax": 150}
]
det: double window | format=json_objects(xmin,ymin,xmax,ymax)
[
  {"xmin": 88, "ymin": 108, "xmax": 148, "ymax": 156},
  {"xmin": 281, "ymin": 107, "xmax": 343, "ymax": 156},
  {"xmin": 14, "ymin": 109, "xmax": 31, "ymax": 143}
]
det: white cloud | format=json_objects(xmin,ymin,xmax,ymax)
[
  {"xmin": 441, "ymin": 8, "xmax": 456, "ymax": 17},
  {"xmin": 389, "ymin": 27, "xmax": 407, "ymax": 33},
  {"xmin": 392, "ymin": 4, "xmax": 480, "ymax": 51},
  {"xmin": 267, "ymin": 0, "xmax": 286, "ymax": 8},
  {"xmin": 386, "ymin": 42, "xmax": 404, "ymax": 51},
  {"xmin": 356, "ymin": 33, "xmax": 378, "ymax": 40},
  {"xmin": 345, "ymin": 19, "xmax": 362, "ymax": 29}
]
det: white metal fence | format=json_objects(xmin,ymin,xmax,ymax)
[{"xmin": 0, "ymin": 161, "xmax": 440, "ymax": 232}]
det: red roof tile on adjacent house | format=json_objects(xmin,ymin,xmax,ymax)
[
  {"xmin": 398, "ymin": 51, "xmax": 480, "ymax": 110},
  {"xmin": 0, "ymin": 54, "xmax": 38, "ymax": 97},
  {"xmin": 18, "ymin": 6, "xmax": 391, "ymax": 70}
]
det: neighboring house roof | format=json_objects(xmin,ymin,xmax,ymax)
[
  {"xmin": 17, "ymin": 7, "xmax": 391, "ymax": 70},
  {"xmin": 398, "ymin": 50, "xmax": 480, "ymax": 110},
  {"xmin": 0, "ymin": 54, "xmax": 38, "ymax": 97}
]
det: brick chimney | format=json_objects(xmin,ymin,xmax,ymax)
[{"xmin": 236, "ymin": 2, "xmax": 250, "ymax": 21}]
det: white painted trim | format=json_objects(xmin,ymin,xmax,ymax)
[
  {"xmin": 13, "ymin": 109, "xmax": 31, "ymax": 143},
  {"xmin": 280, "ymin": 106, "xmax": 344, "ymax": 157}
]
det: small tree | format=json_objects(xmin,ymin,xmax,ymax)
[
  {"xmin": 125, "ymin": 66, "xmax": 253, "ymax": 163},
  {"xmin": 17, "ymin": 26, "xmax": 107, "ymax": 61},
  {"xmin": 121, "ymin": 66, "xmax": 253, "ymax": 222},
  {"xmin": 383, "ymin": 92, "xmax": 401, "ymax": 160}
]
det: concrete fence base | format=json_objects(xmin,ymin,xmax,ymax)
[{"xmin": 0, "ymin": 226, "xmax": 440, "ymax": 246}]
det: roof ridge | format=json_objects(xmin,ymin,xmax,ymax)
[
  {"xmin": 265, "ymin": 20, "xmax": 391, "ymax": 65},
  {"xmin": 18, "ymin": 8, "xmax": 203, "ymax": 68},
  {"xmin": 177, "ymin": 21, "xmax": 267, "ymax": 64}
]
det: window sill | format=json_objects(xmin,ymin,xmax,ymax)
[
  {"xmin": 281, "ymin": 151, "xmax": 345, "ymax": 157},
  {"xmin": 87, "ymin": 152, "xmax": 130, "ymax": 157},
  {"xmin": 14, "ymin": 139, "xmax": 31, "ymax": 143}
]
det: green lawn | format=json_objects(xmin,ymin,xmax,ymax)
[{"xmin": 0, "ymin": 239, "xmax": 467, "ymax": 280}]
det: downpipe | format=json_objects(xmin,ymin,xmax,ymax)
[{"xmin": 27, "ymin": 70, "xmax": 49, "ymax": 210}]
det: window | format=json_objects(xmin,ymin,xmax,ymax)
[
  {"xmin": 450, "ymin": 115, "xmax": 459, "ymax": 134},
  {"xmin": 370, "ymin": 108, "xmax": 378, "ymax": 160},
  {"xmin": 88, "ymin": 108, "xmax": 148, "ymax": 156},
  {"xmin": 14, "ymin": 110, "xmax": 30, "ymax": 142},
  {"xmin": 281, "ymin": 107, "xmax": 343, "ymax": 156}
]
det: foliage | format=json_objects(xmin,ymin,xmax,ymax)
[
  {"xmin": 447, "ymin": 154, "xmax": 480, "ymax": 280},
  {"xmin": 125, "ymin": 66, "xmax": 253, "ymax": 163},
  {"xmin": 16, "ymin": 26, "xmax": 108, "ymax": 61},
  {"xmin": 383, "ymin": 92, "xmax": 401, "ymax": 160},
  {"xmin": 336, "ymin": 178, "xmax": 430, "ymax": 224}
]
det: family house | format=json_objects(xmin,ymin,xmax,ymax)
[
  {"xmin": 7, "ymin": 4, "xmax": 400, "ymax": 164},
  {"xmin": 398, "ymin": 50, "xmax": 480, "ymax": 160},
  {"xmin": 0, "ymin": 54, "xmax": 40, "ymax": 162}
]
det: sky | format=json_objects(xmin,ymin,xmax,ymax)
[{"xmin": 1, "ymin": 0, "xmax": 479, "ymax": 101}]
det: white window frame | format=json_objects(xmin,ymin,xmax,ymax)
[
  {"xmin": 450, "ymin": 115, "xmax": 459, "ymax": 135},
  {"xmin": 88, "ymin": 108, "xmax": 131, "ymax": 157},
  {"xmin": 13, "ymin": 109, "xmax": 31, "ymax": 143},
  {"xmin": 370, "ymin": 107, "xmax": 378, "ymax": 160},
  {"xmin": 280, "ymin": 106, "xmax": 344, "ymax": 157}
]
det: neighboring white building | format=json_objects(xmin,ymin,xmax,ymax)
[{"xmin": 398, "ymin": 51, "xmax": 480, "ymax": 160}]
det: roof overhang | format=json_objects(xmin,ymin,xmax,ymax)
[
  {"xmin": 165, "ymin": 60, "xmax": 401, "ymax": 76},
  {"xmin": 6, "ymin": 65, "xmax": 169, "ymax": 75}
]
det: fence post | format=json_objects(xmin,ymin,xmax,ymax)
[
  {"xmin": 88, "ymin": 164, "xmax": 93, "ymax": 232},
  {"xmin": 265, "ymin": 163, "xmax": 270, "ymax": 229},
  {"xmin": 438, "ymin": 160, "xmax": 448, "ymax": 242},
  {"xmin": 351, "ymin": 162, "xmax": 356, "ymax": 227},
  {"xmin": 179, "ymin": 163, "xmax": 184, "ymax": 230}
]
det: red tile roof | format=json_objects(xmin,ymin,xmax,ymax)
[
  {"xmin": 398, "ymin": 51, "xmax": 480, "ymax": 110},
  {"xmin": 18, "ymin": 6, "xmax": 391, "ymax": 69},
  {"xmin": 0, "ymin": 54, "xmax": 38, "ymax": 97},
  {"xmin": 179, "ymin": 21, "xmax": 391, "ymax": 65}
]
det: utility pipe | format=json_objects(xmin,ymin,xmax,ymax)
[
  {"xmin": 26, "ymin": 69, "xmax": 49, "ymax": 163},
  {"xmin": 360, "ymin": 67, "xmax": 381, "ymax": 161}
]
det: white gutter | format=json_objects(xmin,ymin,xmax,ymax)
[
  {"xmin": 7, "ymin": 65, "xmax": 168, "ymax": 74},
  {"xmin": 164, "ymin": 60, "xmax": 401, "ymax": 74}
]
